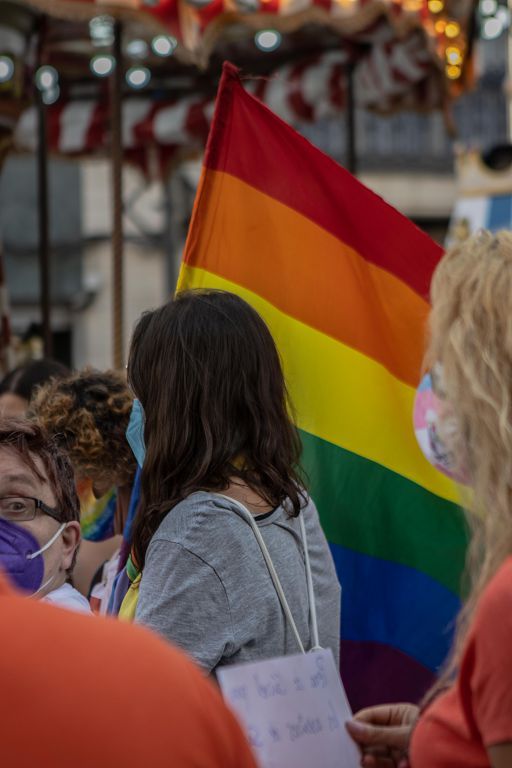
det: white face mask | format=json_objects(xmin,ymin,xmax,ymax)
[
  {"xmin": 27, "ymin": 522, "xmax": 66, "ymax": 598},
  {"xmin": 413, "ymin": 368, "xmax": 470, "ymax": 485}
]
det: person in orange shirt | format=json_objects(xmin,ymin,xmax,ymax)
[
  {"xmin": 347, "ymin": 231, "xmax": 512, "ymax": 768},
  {"xmin": 0, "ymin": 567, "xmax": 258, "ymax": 767}
]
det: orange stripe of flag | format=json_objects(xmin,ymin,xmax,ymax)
[{"xmin": 184, "ymin": 168, "xmax": 430, "ymax": 386}]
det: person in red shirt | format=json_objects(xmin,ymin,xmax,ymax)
[
  {"xmin": 0, "ymin": 567, "xmax": 258, "ymax": 767},
  {"xmin": 347, "ymin": 230, "xmax": 512, "ymax": 768}
]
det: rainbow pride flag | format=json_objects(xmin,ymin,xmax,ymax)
[{"xmin": 178, "ymin": 63, "xmax": 468, "ymax": 710}]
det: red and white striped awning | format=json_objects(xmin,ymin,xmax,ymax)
[
  {"xmin": 0, "ymin": 0, "xmax": 474, "ymax": 176},
  {"xmin": 13, "ymin": 38, "xmax": 434, "ymax": 169},
  {"xmin": 20, "ymin": 0, "xmax": 472, "ymax": 78}
]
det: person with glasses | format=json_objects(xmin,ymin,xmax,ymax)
[{"xmin": 0, "ymin": 417, "xmax": 90, "ymax": 613}]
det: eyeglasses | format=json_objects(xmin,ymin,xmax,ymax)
[{"xmin": 0, "ymin": 496, "xmax": 61, "ymax": 524}]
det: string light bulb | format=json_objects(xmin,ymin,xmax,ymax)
[
  {"xmin": 126, "ymin": 39, "xmax": 149, "ymax": 59},
  {"xmin": 42, "ymin": 86, "xmax": 60, "ymax": 105},
  {"xmin": 483, "ymin": 15, "xmax": 503, "ymax": 37},
  {"xmin": 151, "ymin": 35, "xmax": 177, "ymax": 56},
  {"xmin": 0, "ymin": 55, "xmax": 14, "ymax": 84},
  {"xmin": 445, "ymin": 21, "xmax": 461, "ymax": 37},
  {"xmin": 480, "ymin": 0, "xmax": 497, "ymax": 15},
  {"xmin": 89, "ymin": 15, "xmax": 114, "ymax": 47},
  {"xmin": 446, "ymin": 46, "xmax": 462, "ymax": 65},
  {"xmin": 254, "ymin": 30, "xmax": 282, "ymax": 51},
  {"xmin": 36, "ymin": 65, "xmax": 58, "ymax": 91},
  {"xmin": 90, "ymin": 54, "xmax": 115, "ymax": 77},
  {"xmin": 446, "ymin": 64, "xmax": 461, "ymax": 79},
  {"xmin": 126, "ymin": 66, "xmax": 151, "ymax": 89}
]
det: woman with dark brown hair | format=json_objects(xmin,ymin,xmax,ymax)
[
  {"xmin": 0, "ymin": 358, "xmax": 69, "ymax": 417},
  {"xmin": 122, "ymin": 289, "xmax": 340, "ymax": 673}
]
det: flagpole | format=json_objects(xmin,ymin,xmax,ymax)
[
  {"xmin": 110, "ymin": 20, "xmax": 124, "ymax": 369},
  {"xmin": 37, "ymin": 71, "xmax": 52, "ymax": 358},
  {"xmin": 346, "ymin": 63, "xmax": 357, "ymax": 175},
  {"xmin": 508, "ymin": 0, "xmax": 512, "ymax": 141}
]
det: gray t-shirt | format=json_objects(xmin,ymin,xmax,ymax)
[{"xmin": 135, "ymin": 491, "xmax": 341, "ymax": 673}]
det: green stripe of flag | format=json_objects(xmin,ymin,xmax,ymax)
[{"xmin": 299, "ymin": 430, "xmax": 469, "ymax": 596}]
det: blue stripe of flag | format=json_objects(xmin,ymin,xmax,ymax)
[{"xmin": 330, "ymin": 542, "xmax": 460, "ymax": 672}]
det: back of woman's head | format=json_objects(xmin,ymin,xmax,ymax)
[
  {"xmin": 427, "ymin": 229, "xmax": 512, "ymax": 681},
  {"xmin": 128, "ymin": 289, "xmax": 303, "ymax": 567},
  {"xmin": 31, "ymin": 367, "xmax": 135, "ymax": 488}
]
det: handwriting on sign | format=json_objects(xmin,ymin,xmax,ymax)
[
  {"xmin": 286, "ymin": 714, "xmax": 324, "ymax": 742},
  {"xmin": 310, "ymin": 655, "xmax": 328, "ymax": 689},
  {"xmin": 218, "ymin": 649, "xmax": 360, "ymax": 768},
  {"xmin": 254, "ymin": 672, "xmax": 288, "ymax": 699}
]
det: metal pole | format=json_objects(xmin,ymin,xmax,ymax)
[
  {"xmin": 346, "ymin": 64, "xmax": 357, "ymax": 176},
  {"xmin": 164, "ymin": 172, "xmax": 186, "ymax": 296},
  {"xmin": 37, "ymin": 89, "xmax": 52, "ymax": 357},
  {"xmin": 508, "ymin": 0, "xmax": 512, "ymax": 141},
  {"xmin": 111, "ymin": 20, "xmax": 124, "ymax": 369},
  {"xmin": 0, "ymin": 239, "xmax": 13, "ymax": 374}
]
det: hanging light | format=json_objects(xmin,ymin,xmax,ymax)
[
  {"xmin": 445, "ymin": 20, "xmax": 461, "ymax": 37},
  {"xmin": 254, "ymin": 30, "xmax": 282, "ymax": 52},
  {"xmin": 0, "ymin": 55, "xmax": 14, "ymax": 84},
  {"xmin": 126, "ymin": 39, "xmax": 149, "ymax": 59},
  {"xmin": 42, "ymin": 85, "xmax": 60, "ymax": 105},
  {"xmin": 151, "ymin": 35, "xmax": 177, "ymax": 57},
  {"xmin": 446, "ymin": 46, "xmax": 463, "ymax": 65},
  {"xmin": 428, "ymin": 0, "xmax": 444, "ymax": 12},
  {"xmin": 36, "ymin": 65, "xmax": 58, "ymax": 91},
  {"xmin": 446, "ymin": 64, "xmax": 461, "ymax": 79},
  {"xmin": 480, "ymin": 0, "xmax": 497, "ymax": 15},
  {"xmin": 482, "ymin": 15, "xmax": 503, "ymax": 38},
  {"xmin": 89, "ymin": 15, "xmax": 115, "ymax": 47},
  {"xmin": 90, "ymin": 54, "xmax": 115, "ymax": 77},
  {"xmin": 126, "ymin": 66, "xmax": 151, "ymax": 89},
  {"xmin": 496, "ymin": 6, "xmax": 511, "ymax": 26}
]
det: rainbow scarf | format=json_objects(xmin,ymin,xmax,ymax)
[
  {"xmin": 176, "ymin": 63, "xmax": 467, "ymax": 709},
  {"xmin": 78, "ymin": 479, "xmax": 116, "ymax": 542}
]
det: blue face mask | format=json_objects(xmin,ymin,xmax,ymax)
[{"xmin": 126, "ymin": 399, "xmax": 146, "ymax": 468}]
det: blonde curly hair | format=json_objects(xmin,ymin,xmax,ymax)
[
  {"xmin": 427, "ymin": 229, "xmax": 512, "ymax": 679},
  {"xmin": 31, "ymin": 367, "xmax": 136, "ymax": 488}
]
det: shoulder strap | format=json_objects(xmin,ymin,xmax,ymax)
[
  {"xmin": 213, "ymin": 493, "xmax": 321, "ymax": 654},
  {"xmin": 299, "ymin": 512, "xmax": 321, "ymax": 651}
]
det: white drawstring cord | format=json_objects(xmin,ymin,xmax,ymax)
[{"xmin": 215, "ymin": 494, "xmax": 321, "ymax": 655}]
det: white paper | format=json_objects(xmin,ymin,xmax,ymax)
[{"xmin": 218, "ymin": 649, "xmax": 360, "ymax": 768}]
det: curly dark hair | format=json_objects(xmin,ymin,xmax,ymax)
[{"xmin": 30, "ymin": 368, "xmax": 136, "ymax": 487}]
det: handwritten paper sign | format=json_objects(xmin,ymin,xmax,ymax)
[{"xmin": 218, "ymin": 649, "xmax": 360, "ymax": 768}]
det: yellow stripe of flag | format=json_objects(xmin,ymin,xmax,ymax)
[{"xmin": 179, "ymin": 264, "xmax": 459, "ymax": 506}]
